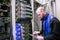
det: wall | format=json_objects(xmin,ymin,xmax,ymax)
[{"xmin": 56, "ymin": 0, "xmax": 60, "ymax": 20}]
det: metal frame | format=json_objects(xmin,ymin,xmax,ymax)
[{"xmin": 11, "ymin": 0, "xmax": 16, "ymax": 40}]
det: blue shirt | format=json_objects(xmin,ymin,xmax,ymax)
[{"xmin": 42, "ymin": 13, "xmax": 55, "ymax": 36}]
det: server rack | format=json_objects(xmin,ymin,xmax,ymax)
[
  {"xmin": 0, "ymin": 0, "xmax": 11, "ymax": 40},
  {"xmin": 15, "ymin": 0, "xmax": 32, "ymax": 40}
]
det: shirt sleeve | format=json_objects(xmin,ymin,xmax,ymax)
[{"xmin": 44, "ymin": 18, "xmax": 60, "ymax": 40}]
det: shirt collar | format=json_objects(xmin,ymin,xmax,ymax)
[{"xmin": 43, "ymin": 13, "xmax": 49, "ymax": 21}]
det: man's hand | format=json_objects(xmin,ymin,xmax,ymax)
[
  {"xmin": 33, "ymin": 31, "xmax": 40, "ymax": 35},
  {"xmin": 37, "ymin": 35, "xmax": 44, "ymax": 40}
]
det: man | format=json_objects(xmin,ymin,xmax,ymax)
[{"xmin": 33, "ymin": 6, "xmax": 60, "ymax": 40}]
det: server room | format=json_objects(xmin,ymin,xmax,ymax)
[{"xmin": 0, "ymin": 0, "xmax": 60, "ymax": 40}]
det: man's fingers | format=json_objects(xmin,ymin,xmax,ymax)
[{"xmin": 33, "ymin": 31, "xmax": 40, "ymax": 35}]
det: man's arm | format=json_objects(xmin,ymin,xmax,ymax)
[{"xmin": 44, "ymin": 18, "xmax": 60, "ymax": 40}]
